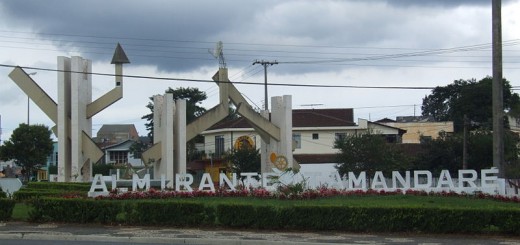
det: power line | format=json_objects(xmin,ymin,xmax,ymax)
[
  {"xmin": 0, "ymin": 63, "xmax": 436, "ymax": 90},
  {"xmin": 2, "ymin": 29, "xmax": 519, "ymax": 51},
  {"xmin": 1, "ymin": 30, "xmax": 519, "ymax": 67}
]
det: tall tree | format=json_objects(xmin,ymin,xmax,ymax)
[
  {"xmin": 226, "ymin": 147, "xmax": 261, "ymax": 177},
  {"xmin": 142, "ymin": 87, "xmax": 207, "ymax": 141},
  {"xmin": 128, "ymin": 140, "xmax": 149, "ymax": 165},
  {"xmin": 414, "ymin": 130, "xmax": 520, "ymax": 177},
  {"xmin": 421, "ymin": 77, "xmax": 520, "ymax": 132},
  {"xmin": 334, "ymin": 132, "xmax": 410, "ymax": 177},
  {"xmin": 0, "ymin": 124, "xmax": 53, "ymax": 181}
]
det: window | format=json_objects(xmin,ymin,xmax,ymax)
[
  {"xmin": 292, "ymin": 133, "xmax": 301, "ymax": 149},
  {"xmin": 215, "ymin": 135, "xmax": 225, "ymax": 158},
  {"xmin": 312, "ymin": 133, "xmax": 319, "ymax": 140},
  {"xmin": 335, "ymin": 133, "xmax": 346, "ymax": 141},
  {"xmin": 109, "ymin": 151, "xmax": 128, "ymax": 164}
]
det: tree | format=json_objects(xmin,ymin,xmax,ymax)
[
  {"xmin": 226, "ymin": 147, "xmax": 261, "ymax": 177},
  {"xmin": 0, "ymin": 124, "xmax": 53, "ymax": 181},
  {"xmin": 128, "ymin": 140, "xmax": 149, "ymax": 164},
  {"xmin": 421, "ymin": 77, "xmax": 520, "ymax": 132},
  {"xmin": 142, "ymin": 87, "xmax": 207, "ymax": 141},
  {"xmin": 414, "ymin": 130, "xmax": 520, "ymax": 177},
  {"xmin": 142, "ymin": 87, "xmax": 207, "ymax": 162},
  {"xmin": 413, "ymin": 132, "xmax": 462, "ymax": 175},
  {"xmin": 334, "ymin": 132, "xmax": 410, "ymax": 178}
]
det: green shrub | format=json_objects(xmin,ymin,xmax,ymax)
[
  {"xmin": 491, "ymin": 209, "xmax": 520, "ymax": 235},
  {"xmin": 93, "ymin": 164, "xmax": 113, "ymax": 176},
  {"xmin": 0, "ymin": 189, "xmax": 6, "ymax": 198},
  {"xmin": 214, "ymin": 204, "xmax": 520, "ymax": 234},
  {"xmin": 123, "ymin": 200, "xmax": 208, "ymax": 226},
  {"xmin": 26, "ymin": 182, "xmax": 91, "ymax": 191},
  {"xmin": 25, "ymin": 196, "xmax": 520, "ymax": 234},
  {"xmin": 29, "ymin": 198, "xmax": 120, "ymax": 223},
  {"xmin": 0, "ymin": 199, "xmax": 16, "ymax": 221},
  {"xmin": 216, "ymin": 204, "xmax": 256, "ymax": 227}
]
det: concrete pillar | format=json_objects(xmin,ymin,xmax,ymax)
[
  {"xmin": 261, "ymin": 95, "xmax": 293, "ymax": 173},
  {"xmin": 70, "ymin": 57, "xmax": 92, "ymax": 182},
  {"xmin": 57, "ymin": 57, "xmax": 71, "ymax": 182},
  {"xmin": 271, "ymin": 95, "xmax": 293, "ymax": 168},
  {"xmin": 153, "ymin": 94, "xmax": 175, "ymax": 187},
  {"xmin": 174, "ymin": 99, "xmax": 187, "ymax": 176}
]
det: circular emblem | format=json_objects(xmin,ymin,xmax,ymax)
[
  {"xmin": 234, "ymin": 135, "xmax": 254, "ymax": 149},
  {"xmin": 273, "ymin": 156, "xmax": 288, "ymax": 171}
]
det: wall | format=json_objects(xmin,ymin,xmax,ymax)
[{"xmin": 382, "ymin": 121, "xmax": 454, "ymax": 144}]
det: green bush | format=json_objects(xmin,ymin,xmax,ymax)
[
  {"xmin": 123, "ymin": 200, "xmax": 209, "ymax": 226},
  {"xmin": 0, "ymin": 189, "xmax": 6, "ymax": 198},
  {"xmin": 29, "ymin": 198, "xmax": 120, "ymax": 223},
  {"xmin": 25, "ymin": 197, "xmax": 520, "ymax": 234},
  {"xmin": 214, "ymin": 204, "xmax": 520, "ymax": 234},
  {"xmin": 216, "ymin": 204, "xmax": 280, "ymax": 229},
  {"xmin": 0, "ymin": 199, "xmax": 16, "ymax": 221},
  {"xmin": 93, "ymin": 164, "xmax": 113, "ymax": 176},
  {"xmin": 26, "ymin": 182, "xmax": 91, "ymax": 191}
]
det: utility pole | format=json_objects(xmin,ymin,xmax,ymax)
[
  {"xmin": 252, "ymin": 60, "xmax": 278, "ymax": 111},
  {"xmin": 463, "ymin": 114, "xmax": 469, "ymax": 170},
  {"xmin": 492, "ymin": 0, "xmax": 504, "ymax": 178}
]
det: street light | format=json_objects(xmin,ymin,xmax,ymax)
[{"xmin": 27, "ymin": 72, "xmax": 37, "ymax": 124}]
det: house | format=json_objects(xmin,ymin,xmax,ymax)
[
  {"xmin": 100, "ymin": 139, "xmax": 143, "ymax": 166},
  {"xmin": 200, "ymin": 108, "xmax": 406, "ymax": 165},
  {"xmin": 377, "ymin": 116, "xmax": 454, "ymax": 144},
  {"xmin": 92, "ymin": 124, "xmax": 150, "ymax": 167},
  {"xmin": 95, "ymin": 124, "xmax": 139, "ymax": 145},
  {"xmin": 508, "ymin": 114, "xmax": 520, "ymax": 135}
]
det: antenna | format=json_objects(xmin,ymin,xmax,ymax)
[
  {"xmin": 209, "ymin": 41, "xmax": 226, "ymax": 68},
  {"xmin": 300, "ymin": 104, "xmax": 324, "ymax": 109}
]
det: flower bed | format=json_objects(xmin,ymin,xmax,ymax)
[{"xmin": 94, "ymin": 186, "xmax": 520, "ymax": 204}]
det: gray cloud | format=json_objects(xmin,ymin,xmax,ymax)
[{"xmin": 0, "ymin": 0, "xmax": 509, "ymax": 75}]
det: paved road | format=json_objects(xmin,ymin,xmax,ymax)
[{"xmin": 1, "ymin": 221, "xmax": 520, "ymax": 245}]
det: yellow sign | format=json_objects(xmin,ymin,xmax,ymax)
[{"xmin": 234, "ymin": 135, "xmax": 254, "ymax": 149}]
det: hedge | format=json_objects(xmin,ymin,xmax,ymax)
[
  {"xmin": 25, "ymin": 182, "xmax": 91, "ymax": 191},
  {"xmin": 122, "ymin": 200, "xmax": 211, "ymax": 226},
  {"xmin": 28, "ymin": 197, "xmax": 520, "ymax": 235},
  {"xmin": 30, "ymin": 198, "xmax": 120, "ymax": 223},
  {"xmin": 0, "ymin": 198, "xmax": 15, "ymax": 221}
]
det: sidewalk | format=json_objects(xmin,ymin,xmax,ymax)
[{"xmin": 1, "ymin": 221, "xmax": 519, "ymax": 245}]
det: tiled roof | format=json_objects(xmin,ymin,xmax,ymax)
[
  {"xmin": 294, "ymin": 154, "xmax": 338, "ymax": 164},
  {"xmin": 97, "ymin": 124, "xmax": 136, "ymax": 135},
  {"xmin": 293, "ymin": 109, "xmax": 355, "ymax": 127},
  {"xmin": 207, "ymin": 108, "xmax": 355, "ymax": 130}
]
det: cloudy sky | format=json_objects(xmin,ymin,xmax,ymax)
[{"xmin": 1, "ymin": 0, "xmax": 519, "ymax": 142}]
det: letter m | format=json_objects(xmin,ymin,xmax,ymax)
[{"xmin": 348, "ymin": 172, "xmax": 366, "ymax": 189}]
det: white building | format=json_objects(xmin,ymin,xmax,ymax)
[{"xmin": 201, "ymin": 108, "xmax": 405, "ymax": 164}]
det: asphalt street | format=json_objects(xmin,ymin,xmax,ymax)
[{"xmin": 1, "ymin": 221, "xmax": 520, "ymax": 245}]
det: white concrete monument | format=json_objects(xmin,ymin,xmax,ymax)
[
  {"xmin": 8, "ymin": 44, "xmax": 130, "ymax": 182},
  {"xmin": 142, "ymin": 67, "xmax": 294, "ymax": 186}
]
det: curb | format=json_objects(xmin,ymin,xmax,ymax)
[{"xmin": 0, "ymin": 233, "xmax": 335, "ymax": 245}]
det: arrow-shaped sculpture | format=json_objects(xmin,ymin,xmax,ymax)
[{"xmin": 8, "ymin": 43, "xmax": 129, "ymax": 182}]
